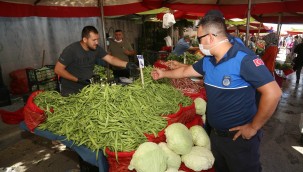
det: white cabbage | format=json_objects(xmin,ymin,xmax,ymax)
[
  {"xmin": 158, "ymin": 142, "xmax": 182, "ymax": 169},
  {"xmin": 165, "ymin": 123, "xmax": 193, "ymax": 155},
  {"xmin": 194, "ymin": 98, "xmax": 207, "ymax": 116},
  {"xmin": 128, "ymin": 142, "xmax": 167, "ymax": 172},
  {"xmin": 190, "ymin": 125, "xmax": 211, "ymax": 150},
  {"xmin": 181, "ymin": 146, "xmax": 215, "ymax": 171}
]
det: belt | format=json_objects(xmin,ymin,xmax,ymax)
[{"xmin": 212, "ymin": 128, "xmax": 237, "ymax": 138}]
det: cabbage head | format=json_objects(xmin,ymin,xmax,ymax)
[
  {"xmin": 165, "ymin": 123, "xmax": 193, "ymax": 155},
  {"xmin": 190, "ymin": 125, "xmax": 211, "ymax": 150},
  {"xmin": 158, "ymin": 142, "xmax": 181, "ymax": 169},
  {"xmin": 128, "ymin": 142, "xmax": 167, "ymax": 172},
  {"xmin": 181, "ymin": 146, "xmax": 214, "ymax": 171},
  {"xmin": 194, "ymin": 98, "xmax": 206, "ymax": 115}
]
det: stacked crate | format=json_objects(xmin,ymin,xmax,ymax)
[{"xmin": 26, "ymin": 65, "xmax": 59, "ymax": 92}]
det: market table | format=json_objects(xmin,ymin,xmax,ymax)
[{"xmin": 19, "ymin": 121, "xmax": 109, "ymax": 172}]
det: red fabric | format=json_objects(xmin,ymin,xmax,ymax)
[
  {"xmin": 261, "ymin": 46, "xmax": 279, "ymax": 74},
  {"xmin": 9, "ymin": 68, "xmax": 31, "ymax": 94},
  {"xmin": 274, "ymin": 72, "xmax": 283, "ymax": 87},
  {"xmin": 179, "ymin": 163, "xmax": 215, "ymax": 172},
  {"xmin": 105, "ymin": 148, "xmax": 135, "ymax": 172},
  {"xmin": 145, "ymin": 103, "xmax": 199, "ymax": 143},
  {"xmin": 0, "ymin": 107, "xmax": 24, "ymax": 124},
  {"xmin": 23, "ymin": 91, "xmax": 46, "ymax": 132},
  {"xmin": 283, "ymin": 69, "xmax": 294, "ymax": 76},
  {"xmin": 0, "ymin": 1, "xmax": 150, "ymax": 17}
]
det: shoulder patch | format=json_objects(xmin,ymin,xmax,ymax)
[{"xmin": 253, "ymin": 58, "xmax": 264, "ymax": 67}]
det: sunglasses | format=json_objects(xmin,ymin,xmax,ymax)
[{"xmin": 197, "ymin": 33, "xmax": 217, "ymax": 43}]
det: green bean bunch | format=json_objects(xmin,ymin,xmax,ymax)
[{"xmin": 36, "ymin": 67, "xmax": 192, "ymax": 155}]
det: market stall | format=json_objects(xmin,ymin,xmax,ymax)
[{"xmin": 14, "ymin": 66, "xmax": 209, "ymax": 172}]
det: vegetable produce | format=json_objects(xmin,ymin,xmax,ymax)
[
  {"xmin": 158, "ymin": 142, "xmax": 182, "ymax": 169},
  {"xmin": 181, "ymin": 146, "xmax": 214, "ymax": 171},
  {"xmin": 194, "ymin": 98, "xmax": 206, "ymax": 116},
  {"xmin": 165, "ymin": 168, "xmax": 181, "ymax": 172},
  {"xmin": 93, "ymin": 65, "xmax": 113, "ymax": 79},
  {"xmin": 128, "ymin": 142, "xmax": 167, "ymax": 172},
  {"xmin": 165, "ymin": 123, "xmax": 193, "ymax": 155},
  {"xmin": 35, "ymin": 66, "xmax": 192, "ymax": 156},
  {"xmin": 171, "ymin": 78, "xmax": 203, "ymax": 94},
  {"xmin": 189, "ymin": 125, "xmax": 211, "ymax": 150}
]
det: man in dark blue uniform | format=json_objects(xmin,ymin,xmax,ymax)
[{"xmin": 152, "ymin": 15, "xmax": 281, "ymax": 172}]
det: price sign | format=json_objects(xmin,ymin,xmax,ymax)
[{"xmin": 137, "ymin": 55, "xmax": 144, "ymax": 68}]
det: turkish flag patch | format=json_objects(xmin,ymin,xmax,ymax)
[{"xmin": 253, "ymin": 58, "xmax": 264, "ymax": 67}]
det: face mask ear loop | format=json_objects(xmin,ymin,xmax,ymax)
[{"xmin": 209, "ymin": 39, "xmax": 229, "ymax": 51}]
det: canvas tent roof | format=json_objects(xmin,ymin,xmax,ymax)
[{"xmin": 1, "ymin": 0, "xmax": 303, "ymax": 23}]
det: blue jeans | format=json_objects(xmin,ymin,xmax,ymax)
[{"xmin": 210, "ymin": 130, "xmax": 263, "ymax": 172}]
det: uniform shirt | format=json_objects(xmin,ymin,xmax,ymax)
[
  {"xmin": 192, "ymin": 40, "xmax": 274, "ymax": 131},
  {"xmin": 58, "ymin": 41, "xmax": 107, "ymax": 96},
  {"xmin": 172, "ymin": 38, "xmax": 190, "ymax": 56},
  {"xmin": 108, "ymin": 39, "xmax": 133, "ymax": 70}
]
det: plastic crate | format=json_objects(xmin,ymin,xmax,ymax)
[
  {"xmin": 26, "ymin": 65, "xmax": 58, "ymax": 92},
  {"xmin": 26, "ymin": 66, "xmax": 56, "ymax": 83},
  {"xmin": 30, "ymin": 79, "xmax": 59, "ymax": 92}
]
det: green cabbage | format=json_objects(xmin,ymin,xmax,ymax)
[
  {"xmin": 165, "ymin": 123, "xmax": 193, "ymax": 155},
  {"xmin": 128, "ymin": 142, "xmax": 167, "ymax": 172}
]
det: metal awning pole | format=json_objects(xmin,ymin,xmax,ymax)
[
  {"xmin": 277, "ymin": 13, "xmax": 282, "ymax": 45},
  {"xmin": 98, "ymin": 0, "xmax": 110, "ymax": 80},
  {"xmin": 245, "ymin": 0, "xmax": 252, "ymax": 46}
]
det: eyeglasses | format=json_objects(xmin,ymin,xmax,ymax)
[{"xmin": 197, "ymin": 33, "xmax": 217, "ymax": 43}]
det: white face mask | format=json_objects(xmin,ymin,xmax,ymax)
[
  {"xmin": 114, "ymin": 39, "xmax": 122, "ymax": 43},
  {"xmin": 199, "ymin": 39, "xmax": 229, "ymax": 56}
]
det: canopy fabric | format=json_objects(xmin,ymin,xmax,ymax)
[
  {"xmin": 286, "ymin": 28, "xmax": 303, "ymax": 35},
  {"xmin": 1, "ymin": 0, "xmax": 303, "ymax": 23}
]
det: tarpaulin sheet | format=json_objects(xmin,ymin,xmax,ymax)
[{"xmin": 19, "ymin": 121, "xmax": 109, "ymax": 172}]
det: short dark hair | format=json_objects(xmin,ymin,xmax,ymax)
[
  {"xmin": 205, "ymin": 10, "xmax": 224, "ymax": 20},
  {"xmin": 115, "ymin": 29, "xmax": 122, "ymax": 33},
  {"xmin": 198, "ymin": 15, "xmax": 228, "ymax": 37},
  {"xmin": 82, "ymin": 26, "xmax": 98, "ymax": 39}
]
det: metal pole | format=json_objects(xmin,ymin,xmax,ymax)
[
  {"xmin": 98, "ymin": 0, "xmax": 110, "ymax": 80},
  {"xmin": 277, "ymin": 13, "xmax": 282, "ymax": 45},
  {"xmin": 245, "ymin": 0, "xmax": 252, "ymax": 46},
  {"xmin": 99, "ymin": 0, "xmax": 107, "ymax": 51},
  {"xmin": 171, "ymin": 25, "xmax": 174, "ymax": 48}
]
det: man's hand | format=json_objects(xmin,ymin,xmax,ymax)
[
  {"xmin": 77, "ymin": 78, "xmax": 91, "ymax": 85},
  {"xmin": 126, "ymin": 62, "xmax": 138, "ymax": 70},
  {"xmin": 165, "ymin": 60, "xmax": 188, "ymax": 69},
  {"xmin": 229, "ymin": 123, "xmax": 258, "ymax": 141},
  {"xmin": 151, "ymin": 68, "xmax": 164, "ymax": 80}
]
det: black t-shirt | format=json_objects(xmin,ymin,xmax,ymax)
[{"xmin": 58, "ymin": 41, "xmax": 107, "ymax": 96}]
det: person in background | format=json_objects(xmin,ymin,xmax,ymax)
[
  {"xmin": 54, "ymin": 26, "xmax": 138, "ymax": 97},
  {"xmin": 248, "ymin": 35, "xmax": 257, "ymax": 52},
  {"xmin": 286, "ymin": 36, "xmax": 294, "ymax": 55},
  {"xmin": 108, "ymin": 29, "xmax": 136, "ymax": 80},
  {"xmin": 261, "ymin": 33, "xmax": 279, "ymax": 75},
  {"xmin": 293, "ymin": 41, "xmax": 303, "ymax": 84},
  {"xmin": 172, "ymin": 35, "xmax": 199, "ymax": 56},
  {"xmin": 291, "ymin": 35, "xmax": 299, "ymax": 55},
  {"xmin": 151, "ymin": 15, "xmax": 281, "ymax": 172}
]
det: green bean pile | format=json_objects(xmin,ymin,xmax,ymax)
[
  {"xmin": 35, "ymin": 66, "xmax": 192, "ymax": 155},
  {"xmin": 93, "ymin": 65, "xmax": 114, "ymax": 79}
]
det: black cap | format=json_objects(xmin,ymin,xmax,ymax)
[{"xmin": 205, "ymin": 10, "xmax": 224, "ymax": 19}]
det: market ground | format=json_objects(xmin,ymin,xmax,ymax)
[{"xmin": 0, "ymin": 47, "xmax": 303, "ymax": 172}]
